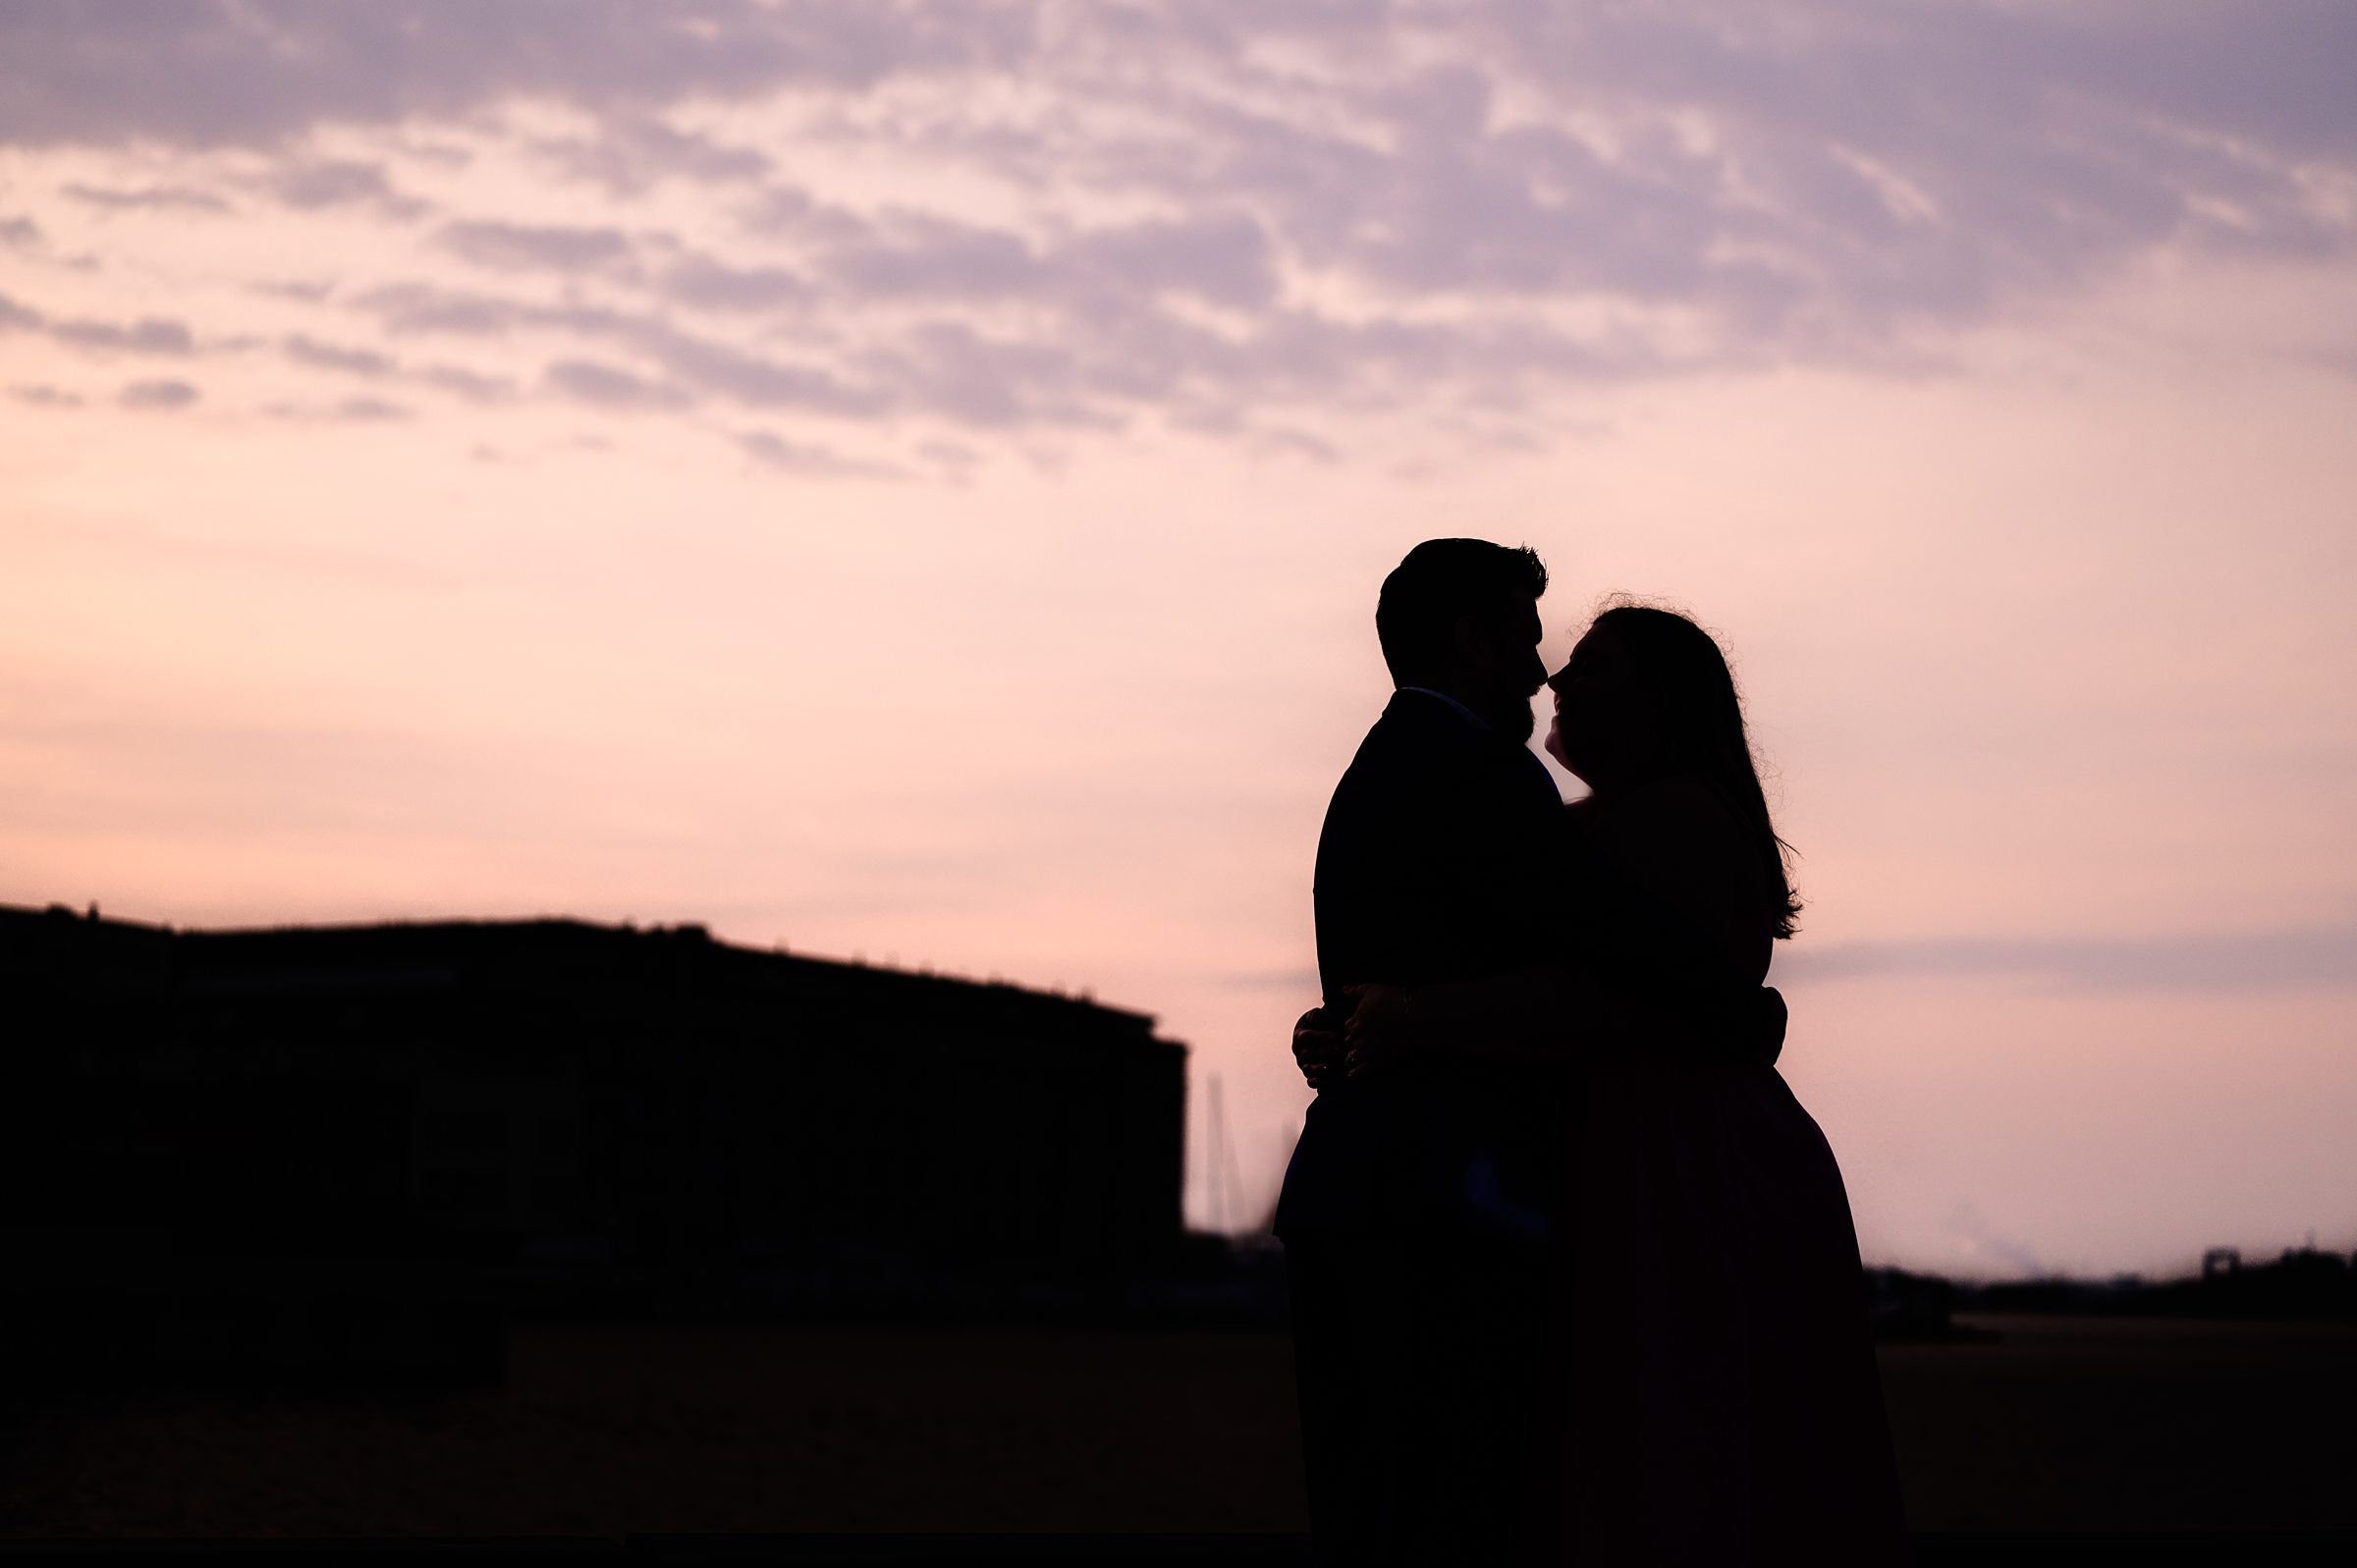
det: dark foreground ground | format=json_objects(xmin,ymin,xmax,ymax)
[{"xmin": 5, "ymin": 1316, "xmax": 2354, "ymax": 1557}]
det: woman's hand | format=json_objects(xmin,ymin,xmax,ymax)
[{"xmin": 1339, "ymin": 982, "xmax": 1420, "ymax": 1078}]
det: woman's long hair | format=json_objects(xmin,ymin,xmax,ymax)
[{"xmin": 1589, "ymin": 603, "xmax": 1802, "ymax": 939}]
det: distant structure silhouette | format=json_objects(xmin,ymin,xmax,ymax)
[
  {"xmin": 0, "ymin": 903, "xmax": 1189, "ymax": 1382},
  {"xmin": 1969, "ymin": 1245, "xmax": 2355, "ymax": 1321}
]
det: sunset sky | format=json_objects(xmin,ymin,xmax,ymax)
[{"xmin": 5, "ymin": 1, "xmax": 2354, "ymax": 1278}]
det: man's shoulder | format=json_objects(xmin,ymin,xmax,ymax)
[
  {"xmin": 1339, "ymin": 692, "xmax": 1485, "ymax": 784},
  {"xmin": 1322, "ymin": 695, "xmax": 1544, "ymax": 864}
]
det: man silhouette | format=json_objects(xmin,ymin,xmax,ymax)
[
  {"xmin": 1274, "ymin": 541, "xmax": 1786, "ymax": 1562},
  {"xmin": 1274, "ymin": 539, "xmax": 1570, "ymax": 1563}
]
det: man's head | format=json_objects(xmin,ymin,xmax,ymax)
[{"xmin": 1375, "ymin": 539, "xmax": 1549, "ymax": 739}]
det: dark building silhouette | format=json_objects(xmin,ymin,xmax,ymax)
[{"xmin": 0, "ymin": 903, "xmax": 1189, "ymax": 1379}]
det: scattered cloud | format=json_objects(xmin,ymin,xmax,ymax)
[
  {"xmin": 8, "ymin": 383, "xmax": 83, "ymax": 407},
  {"xmin": 735, "ymin": 428, "xmax": 902, "ymax": 479},
  {"xmin": 254, "ymin": 157, "xmax": 425, "ymax": 218},
  {"xmin": 437, "ymin": 219, "xmax": 637, "ymax": 276},
  {"xmin": 417, "ymin": 363, "xmax": 515, "ymax": 402},
  {"xmin": 1783, "ymin": 921, "xmax": 2357, "ymax": 994},
  {"xmin": 621, "ymin": 321, "xmax": 882, "ymax": 417},
  {"xmin": 541, "ymin": 357, "xmax": 692, "ymax": 411},
  {"xmin": 262, "ymin": 395, "xmax": 411, "ymax": 422},
  {"xmin": 7, "ymin": 2, "xmax": 2354, "ymax": 441},
  {"xmin": 352, "ymin": 283, "xmax": 544, "ymax": 337},
  {"xmin": 0, "ymin": 2, "xmax": 1034, "ymax": 149},
  {"xmin": 0, "ymin": 215, "xmax": 96, "ymax": 271},
  {"xmin": 534, "ymin": 116, "xmax": 772, "ymax": 194},
  {"xmin": 60, "ymin": 182, "xmax": 230, "ymax": 214},
  {"xmin": 655, "ymin": 254, "xmax": 812, "ymax": 313},
  {"xmin": 2, "ymin": 290, "xmax": 198, "ymax": 355},
  {"xmin": 282, "ymin": 332, "xmax": 395, "ymax": 377},
  {"xmin": 117, "ymin": 378, "xmax": 200, "ymax": 409},
  {"xmin": 53, "ymin": 314, "xmax": 196, "ymax": 354},
  {"xmin": 250, "ymin": 278, "xmax": 337, "ymax": 303}
]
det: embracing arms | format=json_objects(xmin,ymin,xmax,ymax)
[
  {"xmin": 1290, "ymin": 965, "xmax": 1784, "ymax": 1084},
  {"xmin": 1291, "ymin": 781, "xmax": 1786, "ymax": 1086}
]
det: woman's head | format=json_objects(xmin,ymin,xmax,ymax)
[{"xmin": 1547, "ymin": 603, "xmax": 1802, "ymax": 937}]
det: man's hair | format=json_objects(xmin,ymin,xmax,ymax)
[{"xmin": 1374, "ymin": 539, "xmax": 1548, "ymax": 683}]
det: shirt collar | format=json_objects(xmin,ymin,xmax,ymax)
[{"xmin": 1397, "ymin": 685, "xmax": 1491, "ymax": 732}]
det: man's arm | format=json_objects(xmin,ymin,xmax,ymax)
[{"xmin": 1292, "ymin": 1003, "xmax": 1348, "ymax": 1092}]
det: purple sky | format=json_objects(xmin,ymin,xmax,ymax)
[{"xmin": 5, "ymin": 1, "xmax": 2355, "ymax": 1276}]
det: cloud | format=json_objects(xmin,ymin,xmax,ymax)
[
  {"xmin": 14, "ymin": 2, "xmax": 2357, "ymax": 440},
  {"xmin": 52, "ymin": 314, "xmax": 196, "ymax": 354},
  {"xmin": 263, "ymin": 395, "xmax": 411, "ymax": 422},
  {"xmin": 735, "ymin": 428, "xmax": 902, "ymax": 479},
  {"xmin": 1781, "ymin": 921, "xmax": 2357, "ymax": 994},
  {"xmin": 250, "ymin": 278, "xmax": 337, "ymax": 303},
  {"xmin": 0, "ymin": 1, "xmax": 1035, "ymax": 148},
  {"xmin": 1, "ymin": 290, "xmax": 195, "ymax": 353},
  {"xmin": 9, "ymin": 383, "xmax": 83, "ymax": 407},
  {"xmin": 623, "ymin": 322, "xmax": 883, "ymax": 416},
  {"xmin": 351, "ymin": 283, "xmax": 542, "ymax": 336},
  {"xmin": 535, "ymin": 116, "xmax": 772, "ymax": 194},
  {"xmin": 256, "ymin": 157, "xmax": 425, "ymax": 217},
  {"xmin": 437, "ymin": 220, "xmax": 636, "ymax": 275},
  {"xmin": 60, "ymin": 182, "xmax": 230, "ymax": 214},
  {"xmin": 274, "ymin": 328, "xmax": 513, "ymax": 404},
  {"xmin": 282, "ymin": 332, "xmax": 395, "ymax": 376},
  {"xmin": 541, "ymin": 357, "xmax": 691, "ymax": 411},
  {"xmin": 418, "ymin": 363, "xmax": 515, "ymax": 402},
  {"xmin": 1064, "ymin": 214, "xmax": 1279, "ymax": 309},
  {"xmin": 117, "ymin": 378, "xmax": 200, "ymax": 409},
  {"xmin": 3, "ymin": 290, "xmax": 198, "ymax": 355},
  {"xmin": 655, "ymin": 254, "xmax": 812, "ymax": 313},
  {"xmin": 0, "ymin": 218, "xmax": 98, "ymax": 272}
]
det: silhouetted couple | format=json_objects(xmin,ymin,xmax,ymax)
[{"xmin": 1275, "ymin": 541, "xmax": 1907, "ymax": 1563}]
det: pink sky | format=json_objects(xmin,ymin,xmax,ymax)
[{"xmin": 5, "ymin": 2, "xmax": 2355, "ymax": 1277}]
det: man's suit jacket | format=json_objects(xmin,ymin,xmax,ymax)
[{"xmin": 1273, "ymin": 689, "xmax": 1570, "ymax": 1241}]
